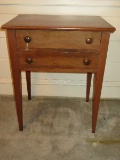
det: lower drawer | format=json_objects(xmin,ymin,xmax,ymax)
[{"xmin": 18, "ymin": 49, "xmax": 99, "ymax": 73}]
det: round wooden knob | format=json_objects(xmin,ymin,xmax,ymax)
[
  {"xmin": 26, "ymin": 58, "xmax": 33, "ymax": 64},
  {"xmin": 24, "ymin": 36, "xmax": 31, "ymax": 43},
  {"xmin": 86, "ymin": 38, "xmax": 92, "ymax": 44},
  {"xmin": 83, "ymin": 59, "xmax": 91, "ymax": 65}
]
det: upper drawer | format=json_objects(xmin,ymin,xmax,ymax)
[{"xmin": 16, "ymin": 30, "xmax": 101, "ymax": 51}]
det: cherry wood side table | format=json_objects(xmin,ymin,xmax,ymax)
[{"xmin": 2, "ymin": 15, "xmax": 115, "ymax": 132}]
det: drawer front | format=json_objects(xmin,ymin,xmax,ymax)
[
  {"xmin": 18, "ymin": 49, "xmax": 99, "ymax": 72},
  {"xmin": 16, "ymin": 30, "xmax": 101, "ymax": 51}
]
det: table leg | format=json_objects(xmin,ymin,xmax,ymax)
[
  {"xmin": 12, "ymin": 70, "xmax": 23, "ymax": 131},
  {"xmin": 86, "ymin": 73, "xmax": 92, "ymax": 102},
  {"xmin": 7, "ymin": 30, "xmax": 23, "ymax": 131},
  {"xmin": 92, "ymin": 32, "xmax": 110, "ymax": 133},
  {"xmin": 92, "ymin": 73, "xmax": 103, "ymax": 133},
  {"xmin": 26, "ymin": 71, "xmax": 31, "ymax": 100}
]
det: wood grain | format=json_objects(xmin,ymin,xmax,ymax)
[
  {"xmin": 2, "ymin": 15, "xmax": 115, "ymax": 132},
  {"xmin": 2, "ymin": 15, "xmax": 116, "ymax": 32},
  {"xmin": 92, "ymin": 32, "xmax": 110, "ymax": 133},
  {"xmin": 7, "ymin": 30, "xmax": 23, "ymax": 131},
  {"xmin": 16, "ymin": 30, "xmax": 101, "ymax": 50},
  {"xmin": 18, "ymin": 50, "xmax": 99, "ymax": 73}
]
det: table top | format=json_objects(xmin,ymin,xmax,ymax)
[{"xmin": 2, "ymin": 14, "xmax": 115, "ymax": 32}]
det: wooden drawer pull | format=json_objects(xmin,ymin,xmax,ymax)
[
  {"xmin": 26, "ymin": 58, "xmax": 33, "ymax": 64},
  {"xmin": 83, "ymin": 59, "xmax": 91, "ymax": 65},
  {"xmin": 24, "ymin": 36, "xmax": 31, "ymax": 43},
  {"xmin": 86, "ymin": 38, "xmax": 92, "ymax": 44}
]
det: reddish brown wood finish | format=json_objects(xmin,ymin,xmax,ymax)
[
  {"xmin": 26, "ymin": 71, "xmax": 31, "ymax": 100},
  {"xmin": 2, "ymin": 15, "xmax": 115, "ymax": 32},
  {"xmin": 2, "ymin": 15, "xmax": 115, "ymax": 132},
  {"xmin": 18, "ymin": 50, "xmax": 99, "ymax": 73},
  {"xmin": 86, "ymin": 73, "xmax": 92, "ymax": 102},
  {"xmin": 7, "ymin": 30, "xmax": 23, "ymax": 131},
  {"xmin": 92, "ymin": 32, "xmax": 110, "ymax": 133},
  {"xmin": 16, "ymin": 30, "xmax": 101, "ymax": 50}
]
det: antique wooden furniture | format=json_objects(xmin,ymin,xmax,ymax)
[{"xmin": 2, "ymin": 14, "xmax": 115, "ymax": 132}]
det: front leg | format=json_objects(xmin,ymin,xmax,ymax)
[
  {"xmin": 7, "ymin": 30, "xmax": 23, "ymax": 131},
  {"xmin": 92, "ymin": 32, "xmax": 110, "ymax": 133}
]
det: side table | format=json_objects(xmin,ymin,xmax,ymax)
[{"xmin": 2, "ymin": 15, "xmax": 116, "ymax": 132}]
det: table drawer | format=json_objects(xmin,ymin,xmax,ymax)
[
  {"xmin": 16, "ymin": 30, "xmax": 101, "ymax": 51},
  {"xmin": 18, "ymin": 49, "xmax": 99, "ymax": 72}
]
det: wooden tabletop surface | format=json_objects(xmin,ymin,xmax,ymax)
[{"xmin": 2, "ymin": 14, "xmax": 116, "ymax": 32}]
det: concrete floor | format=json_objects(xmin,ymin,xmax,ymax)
[{"xmin": 0, "ymin": 95, "xmax": 120, "ymax": 160}]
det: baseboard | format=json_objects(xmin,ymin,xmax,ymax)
[{"xmin": 0, "ymin": 77, "xmax": 120, "ymax": 98}]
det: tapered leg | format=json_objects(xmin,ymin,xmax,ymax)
[
  {"xmin": 7, "ymin": 30, "xmax": 23, "ymax": 131},
  {"xmin": 13, "ymin": 71, "xmax": 23, "ymax": 131},
  {"xmin": 92, "ymin": 73, "xmax": 104, "ymax": 133},
  {"xmin": 92, "ymin": 32, "xmax": 110, "ymax": 133},
  {"xmin": 26, "ymin": 71, "xmax": 31, "ymax": 100},
  {"xmin": 86, "ymin": 73, "xmax": 92, "ymax": 102},
  {"xmin": 92, "ymin": 74, "xmax": 106, "ymax": 132}
]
